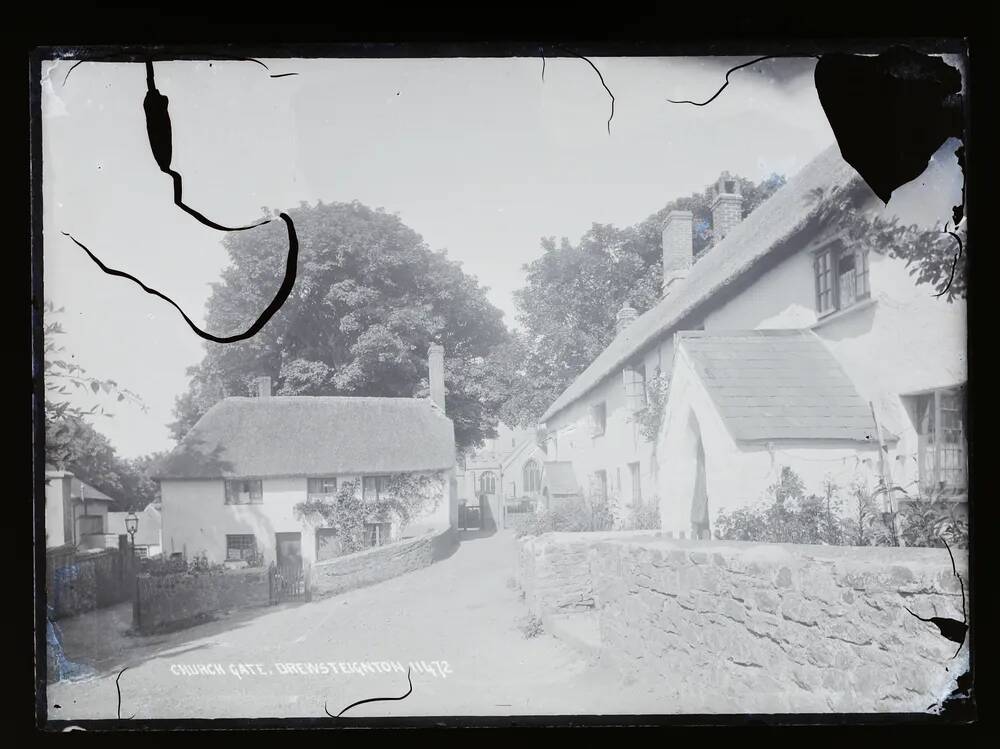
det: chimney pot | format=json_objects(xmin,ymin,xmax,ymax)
[
  {"xmin": 661, "ymin": 209, "xmax": 694, "ymax": 296},
  {"xmin": 711, "ymin": 171, "xmax": 744, "ymax": 245},
  {"xmin": 428, "ymin": 344, "xmax": 446, "ymax": 413},
  {"xmin": 255, "ymin": 376, "xmax": 272, "ymax": 398},
  {"xmin": 615, "ymin": 303, "xmax": 638, "ymax": 334}
]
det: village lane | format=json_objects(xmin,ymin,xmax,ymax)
[{"xmin": 47, "ymin": 530, "xmax": 665, "ymax": 720}]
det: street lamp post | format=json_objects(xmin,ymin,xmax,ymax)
[{"xmin": 125, "ymin": 511, "xmax": 139, "ymax": 559}]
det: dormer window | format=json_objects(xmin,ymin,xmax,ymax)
[{"xmin": 814, "ymin": 242, "xmax": 870, "ymax": 316}]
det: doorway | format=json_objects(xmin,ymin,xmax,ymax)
[{"xmin": 275, "ymin": 532, "xmax": 303, "ymax": 570}]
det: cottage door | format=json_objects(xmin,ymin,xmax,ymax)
[{"xmin": 275, "ymin": 532, "xmax": 303, "ymax": 570}]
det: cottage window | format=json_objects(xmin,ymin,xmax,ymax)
[
  {"xmin": 522, "ymin": 460, "xmax": 541, "ymax": 495},
  {"xmin": 814, "ymin": 242, "xmax": 870, "ymax": 315},
  {"xmin": 225, "ymin": 479, "xmax": 263, "ymax": 505},
  {"xmin": 226, "ymin": 534, "xmax": 258, "ymax": 562},
  {"xmin": 365, "ymin": 522, "xmax": 392, "ymax": 547},
  {"xmin": 362, "ymin": 476, "xmax": 391, "ymax": 502},
  {"xmin": 479, "ymin": 471, "xmax": 497, "ymax": 495},
  {"xmin": 307, "ymin": 477, "xmax": 338, "ymax": 499},
  {"xmin": 906, "ymin": 385, "xmax": 967, "ymax": 496},
  {"xmin": 623, "ymin": 363, "xmax": 647, "ymax": 413},
  {"xmin": 591, "ymin": 402, "xmax": 607, "ymax": 437},
  {"xmin": 629, "ymin": 461, "xmax": 642, "ymax": 505}
]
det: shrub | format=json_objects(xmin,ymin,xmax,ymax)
[
  {"xmin": 623, "ymin": 501, "xmax": 661, "ymax": 531},
  {"xmin": 714, "ymin": 468, "xmax": 969, "ymax": 549},
  {"xmin": 512, "ymin": 492, "xmax": 616, "ymax": 538},
  {"xmin": 518, "ymin": 613, "xmax": 544, "ymax": 639}
]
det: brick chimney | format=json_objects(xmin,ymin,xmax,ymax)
[
  {"xmin": 711, "ymin": 171, "xmax": 743, "ymax": 244},
  {"xmin": 615, "ymin": 302, "xmax": 638, "ymax": 334},
  {"xmin": 428, "ymin": 343, "xmax": 445, "ymax": 413},
  {"xmin": 255, "ymin": 376, "xmax": 271, "ymax": 398},
  {"xmin": 661, "ymin": 209, "xmax": 693, "ymax": 296}
]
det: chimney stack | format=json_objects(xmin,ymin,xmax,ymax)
[
  {"xmin": 428, "ymin": 343, "xmax": 445, "ymax": 413},
  {"xmin": 711, "ymin": 171, "xmax": 743, "ymax": 245},
  {"xmin": 255, "ymin": 376, "xmax": 272, "ymax": 398},
  {"xmin": 615, "ymin": 302, "xmax": 638, "ymax": 334},
  {"xmin": 661, "ymin": 209, "xmax": 693, "ymax": 296}
]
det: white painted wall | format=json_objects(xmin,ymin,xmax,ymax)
[
  {"xmin": 543, "ymin": 336, "xmax": 673, "ymax": 519},
  {"xmin": 161, "ymin": 472, "xmax": 452, "ymax": 564},
  {"xmin": 702, "ymin": 196, "xmax": 966, "ymax": 496},
  {"xmin": 44, "ymin": 476, "xmax": 68, "ymax": 549},
  {"xmin": 657, "ymin": 345, "xmax": 880, "ymax": 538},
  {"xmin": 546, "ymin": 159, "xmax": 964, "ymax": 527}
]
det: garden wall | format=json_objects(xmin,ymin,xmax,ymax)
[
  {"xmin": 134, "ymin": 567, "xmax": 269, "ymax": 633},
  {"xmin": 518, "ymin": 532, "xmax": 968, "ymax": 713},
  {"xmin": 311, "ymin": 527, "xmax": 457, "ymax": 598}
]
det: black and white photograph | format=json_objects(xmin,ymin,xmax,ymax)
[{"xmin": 32, "ymin": 37, "xmax": 974, "ymax": 726}]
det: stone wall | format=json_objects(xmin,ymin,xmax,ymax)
[
  {"xmin": 518, "ymin": 532, "xmax": 968, "ymax": 713},
  {"xmin": 311, "ymin": 527, "xmax": 457, "ymax": 598},
  {"xmin": 135, "ymin": 567, "xmax": 270, "ymax": 633}
]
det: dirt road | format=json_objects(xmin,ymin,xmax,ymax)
[{"xmin": 46, "ymin": 530, "xmax": 664, "ymax": 721}]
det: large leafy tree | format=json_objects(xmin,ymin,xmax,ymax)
[
  {"xmin": 171, "ymin": 201, "xmax": 510, "ymax": 453},
  {"xmin": 501, "ymin": 173, "xmax": 786, "ymax": 427}
]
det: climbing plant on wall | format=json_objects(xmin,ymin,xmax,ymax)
[{"xmin": 293, "ymin": 473, "xmax": 446, "ymax": 556}]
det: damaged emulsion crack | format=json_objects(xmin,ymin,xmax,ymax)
[
  {"xmin": 324, "ymin": 667, "xmax": 413, "ymax": 718},
  {"xmin": 61, "ymin": 57, "xmax": 301, "ymax": 344},
  {"xmin": 552, "ymin": 44, "xmax": 615, "ymax": 135},
  {"xmin": 667, "ymin": 55, "xmax": 818, "ymax": 107},
  {"xmin": 116, "ymin": 667, "xmax": 135, "ymax": 720},
  {"xmin": 933, "ymin": 225, "xmax": 964, "ymax": 300},
  {"xmin": 903, "ymin": 539, "xmax": 968, "ymax": 658}
]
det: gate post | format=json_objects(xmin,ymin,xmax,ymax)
[{"xmin": 304, "ymin": 563, "xmax": 312, "ymax": 603}]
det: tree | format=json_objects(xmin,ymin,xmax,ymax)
[
  {"xmin": 503, "ymin": 172, "xmax": 786, "ymax": 426},
  {"xmin": 170, "ymin": 201, "xmax": 510, "ymax": 454}
]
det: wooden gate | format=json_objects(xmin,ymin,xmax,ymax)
[{"xmin": 269, "ymin": 562, "xmax": 308, "ymax": 604}]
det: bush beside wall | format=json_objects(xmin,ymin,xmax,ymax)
[
  {"xmin": 518, "ymin": 532, "xmax": 967, "ymax": 713},
  {"xmin": 311, "ymin": 527, "xmax": 457, "ymax": 598}
]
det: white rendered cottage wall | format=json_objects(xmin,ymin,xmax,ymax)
[
  {"xmin": 543, "ymin": 337, "xmax": 675, "ymax": 514},
  {"xmin": 161, "ymin": 471, "xmax": 452, "ymax": 565},
  {"xmin": 657, "ymin": 345, "xmax": 883, "ymax": 539}
]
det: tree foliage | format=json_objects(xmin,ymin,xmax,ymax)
[
  {"xmin": 501, "ymin": 173, "xmax": 786, "ymax": 427},
  {"xmin": 171, "ymin": 201, "xmax": 510, "ymax": 454},
  {"xmin": 43, "ymin": 303, "xmax": 161, "ymax": 510}
]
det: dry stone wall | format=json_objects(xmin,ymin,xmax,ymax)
[{"xmin": 518, "ymin": 532, "xmax": 968, "ymax": 713}]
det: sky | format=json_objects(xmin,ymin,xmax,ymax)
[{"xmin": 42, "ymin": 55, "xmax": 842, "ymax": 458}]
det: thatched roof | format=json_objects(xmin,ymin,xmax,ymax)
[
  {"xmin": 677, "ymin": 329, "xmax": 894, "ymax": 443},
  {"xmin": 155, "ymin": 396, "xmax": 455, "ymax": 480},
  {"xmin": 540, "ymin": 144, "xmax": 866, "ymax": 424}
]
